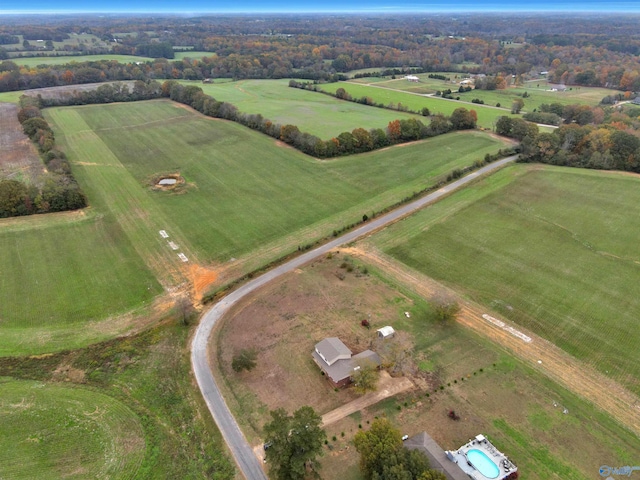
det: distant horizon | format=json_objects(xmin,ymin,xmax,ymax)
[{"xmin": 2, "ymin": 0, "xmax": 640, "ymax": 15}]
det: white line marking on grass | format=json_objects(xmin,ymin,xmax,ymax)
[
  {"xmin": 168, "ymin": 241, "xmax": 179, "ymax": 250},
  {"xmin": 159, "ymin": 230, "xmax": 169, "ymax": 238},
  {"xmin": 482, "ymin": 314, "xmax": 532, "ymax": 343},
  {"xmin": 178, "ymin": 253, "xmax": 188, "ymax": 262}
]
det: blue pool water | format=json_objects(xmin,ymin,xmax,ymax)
[{"xmin": 467, "ymin": 449, "xmax": 500, "ymax": 479}]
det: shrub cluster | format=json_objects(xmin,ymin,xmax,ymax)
[
  {"xmin": 495, "ymin": 116, "xmax": 540, "ymax": 141},
  {"xmin": 522, "ymin": 111, "xmax": 561, "ymax": 126}
]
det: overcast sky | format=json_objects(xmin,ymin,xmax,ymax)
[{"xmin": 1, "ymin": 0, "xmax": 640, "ymax": 14}]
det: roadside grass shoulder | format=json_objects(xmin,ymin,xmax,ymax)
[{"xmin": 376, "ymin": 164, "xmax": 640, "ymax": 395}]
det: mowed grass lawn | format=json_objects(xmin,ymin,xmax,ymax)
[
  {"xmin": 319, "ymin": 82, "xmax": 509, "ymax": 129},
  {"xmin": 374, "ymin": 165, "xmax": 640, "ymax": 395},
  {"xmin": 180, "ymin": 79, "xmax": 428, "ymax": 138},
  {"xmin": 49, "ymin": 100, "xmax": 509, "ymax": 267},
  {"xmin": 0, "ymin": 378, "xmax": 145, "ymax": 480}
]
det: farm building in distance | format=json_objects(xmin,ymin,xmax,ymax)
[
  {"xmin": 312, "ymin": 337, "xmax": 381, "ymax": 388},
  {"xmin": 404, "ymin": 75, "xmax": 419, "ymax": 82}
]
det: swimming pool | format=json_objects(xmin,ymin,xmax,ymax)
[{"xmin": 466, "ymin": 449, "xmax": 500, "ymax": 479}]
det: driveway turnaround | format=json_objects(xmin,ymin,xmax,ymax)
[{"xmin": 191, "ymin": 155, "xmax": 518, "ymax": 479}]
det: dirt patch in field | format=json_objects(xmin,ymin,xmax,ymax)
[
  {"xmin": 213, "ymin": 252, "xmax": 418, "ymax": 428},
  {"xmin": 0, "ymin": 103, "xmax": 45, "ymax": 184},
  {"xmin": 51, "ymin": 362, "xmax": 86, "ymax": 383},
  {"xmin": 189, "ymin": 264, "xmax": 218, "ymax": 301}
]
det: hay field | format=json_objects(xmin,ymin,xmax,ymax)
[
  {"xmin": 53, "ymin": 99, "xmax": 508, "ymax": 266},
  {"xmin": 182, "ymin": 79, "xmax": 428, "ymax": 138}
]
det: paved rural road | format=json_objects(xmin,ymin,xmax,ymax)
[{"xmin": 191, "ymin": 154, "xmax": 518, "ymax": 479}]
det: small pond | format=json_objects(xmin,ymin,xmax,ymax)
[{"xmin": 158, "ymin": 178, "xmax": 177, "ymax": 186}]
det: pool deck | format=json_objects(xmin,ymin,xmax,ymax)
[{"xmin": 446, "ymin": 434, "xmax": 517, "ymax": 480}]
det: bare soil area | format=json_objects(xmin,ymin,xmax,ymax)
[
  {"xmin": 0, "ymin": 103, "xmax": 45, "ymax": 183},
  {"xmin": 213, "ymin": 252, "xmax": 420, "ymax": 432}
]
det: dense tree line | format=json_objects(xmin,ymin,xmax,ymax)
[
  {"xmin": 519, "ymin": 124, "xmax": 640, "ymax": 171},
  {"xmin": 2, "ymin": 14, "xmax": 640, "ymax": 91},
  {"xmin": 37, "ymin": 80, "xmax": 163, "ymax": 107},
  {"xmin": 496, "ymin": 102, "xmax": 640, "ymax": 172},
  {"xmin": 0, "ymin": 97, "xmax": 87, "ymax": 218}
]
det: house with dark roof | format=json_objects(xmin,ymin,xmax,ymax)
[
  {"xmin": 312, "ymin": 337, "xmax": 381, "ymax": 388},
  {"xmin": 404, "ymin": 432, "xmax": 469, "ymax": 480}
]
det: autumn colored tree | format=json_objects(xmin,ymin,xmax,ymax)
[{"xmin": 387, "ymin": 119, "xmax": 402, "ymax": 143}]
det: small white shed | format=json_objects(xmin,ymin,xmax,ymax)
[{"xmin": 377, "ymin": 326, "xmax": 395, "ymax": 339}]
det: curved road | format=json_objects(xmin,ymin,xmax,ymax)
[{"xmin": 191, "ymin": 154, "xmax": 518, "ymax": 479}]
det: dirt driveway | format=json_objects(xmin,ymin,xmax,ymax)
[{"xmin": 321, "ymin": 371, "xmax": 414, "ymax": 427}]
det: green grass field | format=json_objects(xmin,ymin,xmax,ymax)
[
  {"xmin": 174, "ymin": 51, "xmax": 216, "ymax": 60},
  {"xmin": 180, "ymin": 79, "xmax": 428, "ymax": 138},
  {"xmin": 12, "ymin": 54, "xmax": 154, "ymax": 68},
  {"xmin": 49, "ymin": 100, "xmax": 508, "ymax": 266},
  {"xmin": 374, "ymin": 165, "xmax": 640, "ymax": 395},
  {"xmin": 0, "ymin": 211, "xmax": 162, "ymax": 356},
  {"xmin": 318, "ymin": 81, "xmax": 510, "ymax": 128},
  {"xmin": 1, "ymin": 99, "xmax": 507, "ymax": 356},
  {"xmin": 0, "ymin": 377, "xmax": 145, "ymax": 480},
  {"xmin": 0, "ymin": 91, "xmax": 25, "ymax": 103},
  {"xmin": 344, "ymin": 74, "xmax": 617, "ymax": 112},
  {"xmin": 452, "ymin": 83, "xmax": 617, "ymax": 112},
  {"xmin": 0, "ymin": 322, "xmax": 235, "ymax": 479}
]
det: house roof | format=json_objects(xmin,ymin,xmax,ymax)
[
  {"xmin": 404, "ymin": 432, "xmax": 469, "ymax": 480},
  {"xmin": 315, "ymin": 337, "xmax": 351, "ymax": 366},
  {"xmin": 352, "ymin": 350, "xmax": 381, "ymax": 367},
  {"xmin": 312, "ymin": 348, "xmax": 381, "ymax": 384}
]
